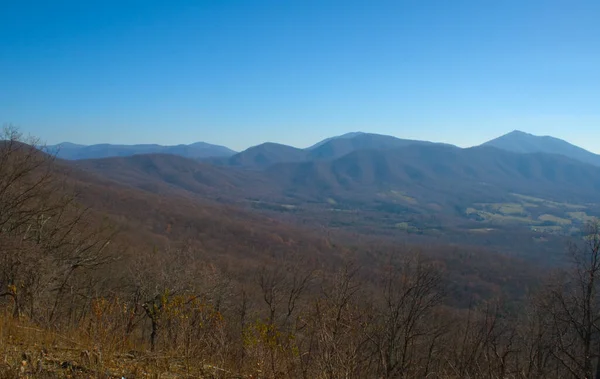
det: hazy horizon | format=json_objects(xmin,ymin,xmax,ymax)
[{"xmin": 38, "ymin": 129, "xmax": 599, "ymax": 156}]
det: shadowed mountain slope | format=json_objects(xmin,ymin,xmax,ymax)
[
  {"xmin": 217, "ymin": 132, "xmax": 451, "ymax": 169},
  {"xmin": 224, "ymin": 142, "xmax": 308, "ymax": 169},
  {"xmin": 263, "ymin": 144, "xmax": 600, "ymax": 207},
  {"xmin": 73, "ymin": 153, "xmax": 277, "ymax": 199},
  {"xmin": 76, "ymin": 144, "xmax": 600, "ymax": 211}
]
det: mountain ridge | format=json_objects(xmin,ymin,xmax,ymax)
[
  {"xmin": 64, "ymin": 143, "xmax": 600, "ymax": 258},
  {"xmin": 49, "ymin": 141, "xmax": 237, "ymax": 160},
  {"xmin": 482, "ymin": 130, "xmax": 600, "ymax": 166},
  {"xmin": 214, "ymin": 132, "xmax": 454, "ymax": 169},
  {"xmin": 52, "ymin": 130, "xmax": 600, "ymax": 168},
  {"xmin": 73, "ymin": 143, "xmax": 600, "ymax": 210}
]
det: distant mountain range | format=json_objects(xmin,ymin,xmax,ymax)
[
  {"xmin": 48, "ymin": 141, "xmax": 236, "ymax": 160},
  {"xmin": 59, "ymin": 130, "xmax": 600, "ymax": 257},
  {"xmin": 75, "ymin": 143, "xmax": 600, "ymax": 207},
  {"xmin": 210, "ymin": 132, "xmax": 448, "ymax": 169},
  {"xmin": 53, "ymin": 130, "xmax": 600, "ymax": 169},
  {"xmin": 482, "ymin": 130, "xmax": 600, "ymax": 167}
]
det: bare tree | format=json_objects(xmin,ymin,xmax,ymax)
[
  {"xmin": 516, "ymin": 292, "xmax": 557, "ymax": 379},
  {"xmin": 370, "ymin": 253, "xmax": 445, "ymax": 378},
  {"xmin": 545, "ymin": 220, "xmax": 600, "ymax": 378},
  {"xmin": 0, "ymin": 126, "xmax": 117, "ymax": 324},
  {"xmin": 252, "ymin": 254, "xmax": 315, "ymax": 377},
  {"xmin": 310, "ymin": 260, "xmax": 372, "ymax": 379}
]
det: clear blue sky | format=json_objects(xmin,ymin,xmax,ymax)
[{"xmin": 1, "ymin": 0, "xmax": 599, "ymax": 152}]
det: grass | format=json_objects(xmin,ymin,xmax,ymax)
[
  {"xmin": 378, "ymin": 190, "xmax": 418, "ymax": 205},
  {"xmin": 426, "ymin": 203, "xmax": 443, "ymax": 211},
  {"xmin": 395, "ymin": 222, "xmax": 419, "ymax": 233},
  {"xmin": 389, "ymin": 190, "xmax": 418, "ymax": 204},
  {"xmin": 512, "ymin": 194, "xmax": 549, "ymax": 203},
  {"xmin": 330, "ymin": 208, "xmax": 357, "ymax": 213},
  {"xmin": 251, "ymin": 201, "xmax": 298, "ymax": 212},
  {"xmin": 0, "ymin": 312, "xmax": 230, "ymax": 378},
  {"xmin": 531, "ymin": 225, "xmax": 564, "ymax": 233},
  {"xmin": 511, "ymin": 193, "xmax": 587, "ymax": 210},
  {"xmin": 478, "ymin": 212, "xmax": 533, "ymax": 224},
  {"xmin": 568, "ymin": 211, "xmax": 596, "ymax": 223},
  {"xmin": 468, "ymin": 228, "xmax": 495, "ymax": 233},
  {"xmin": 0, "ymin": 313, "xmax": 149, "ymax": 378},
  {"xmin": 538, "ymin": 214, "xmax": 572, "ymax": 225},
  {"xmin": 488, "ymin": 203, "xmax": 527, "ymax": 215},
  {"xmin": 465, "ymin": 196, "xmax": 596, "ymax": 235},
  {"xmin": 466, "ymin": 207, "xmax": 534, "ymax": 224},
  {"xmin": 521, "ymin": 202, "xmax": 540, "ymax": 208},
  {"xmin": 466, "ymin": 206, "xmax": 576, "ymax": 234},
  {"xmin": 464, "ymin": 197, "xmax": 598, "ymax": 235}
]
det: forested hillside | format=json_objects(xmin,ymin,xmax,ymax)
[
  {"xmin": 71, "ymin": 142, "xmax": 600, "ymax": 262},
  {"xmin": 2, "ymin": 128, "xmax": 600, "ymax": 378}
]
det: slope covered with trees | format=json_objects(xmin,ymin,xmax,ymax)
[
  {"xmin": 68, "ymin": 143, "xmax": 600, "ymax": 261},
  {"xmin": 2, "ymin": 128, "xmax": 600, "ymax": 378}
]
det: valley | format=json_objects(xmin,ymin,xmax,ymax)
[{"xmin": 61, "ymin": 131, "xmax": 600, "ymax": 262}]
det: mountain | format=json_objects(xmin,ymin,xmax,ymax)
[
  {"xmin": 267, "ymin": 145, "xmax": 600, "ymax": 203},
  {"xmin": 306, "ymin": 131, "xmax": 366, "ymax": 149},
  {"xmin": 47, "ymin": 130, "xmax": 600, "ymax": 170},
  {"xmin": 307, "ymin": 132, "xmax": 444, "ymax": 160},
  {"xmin": 49, "ymin": 141, "xmax": 237, "ymax": 160},
  {"xmin": 51, "ymin": 144, "xmax": 546, "ymax": 303},
  {"xmin": 77, "ymin": 144, "xmax": 600, "ymax": 215},
  {"xmin": 482, "ymin": 130, "xmax": 600, "ymax": 166},
  {"xmin": 73, "ymin": 153, "xmax": 275, "ymax": 199},
  {"xmin": 70, "ymin": 144, "xmax": 600, "ymax": 259},
  {"xmin": 225, "ymin": 142, "xmax": 308, "ymax": 169},
  {"xmin": 53, "ymin": 157, "xmax": 345, "ymax": 270},
  {"xmin": 218, "ymin": 132, "xmax": 450, "ymax": 169}
]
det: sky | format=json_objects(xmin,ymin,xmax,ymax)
[{"xmin": 1, "ymin": 0, "xmax": 599, "ymax": 152}]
